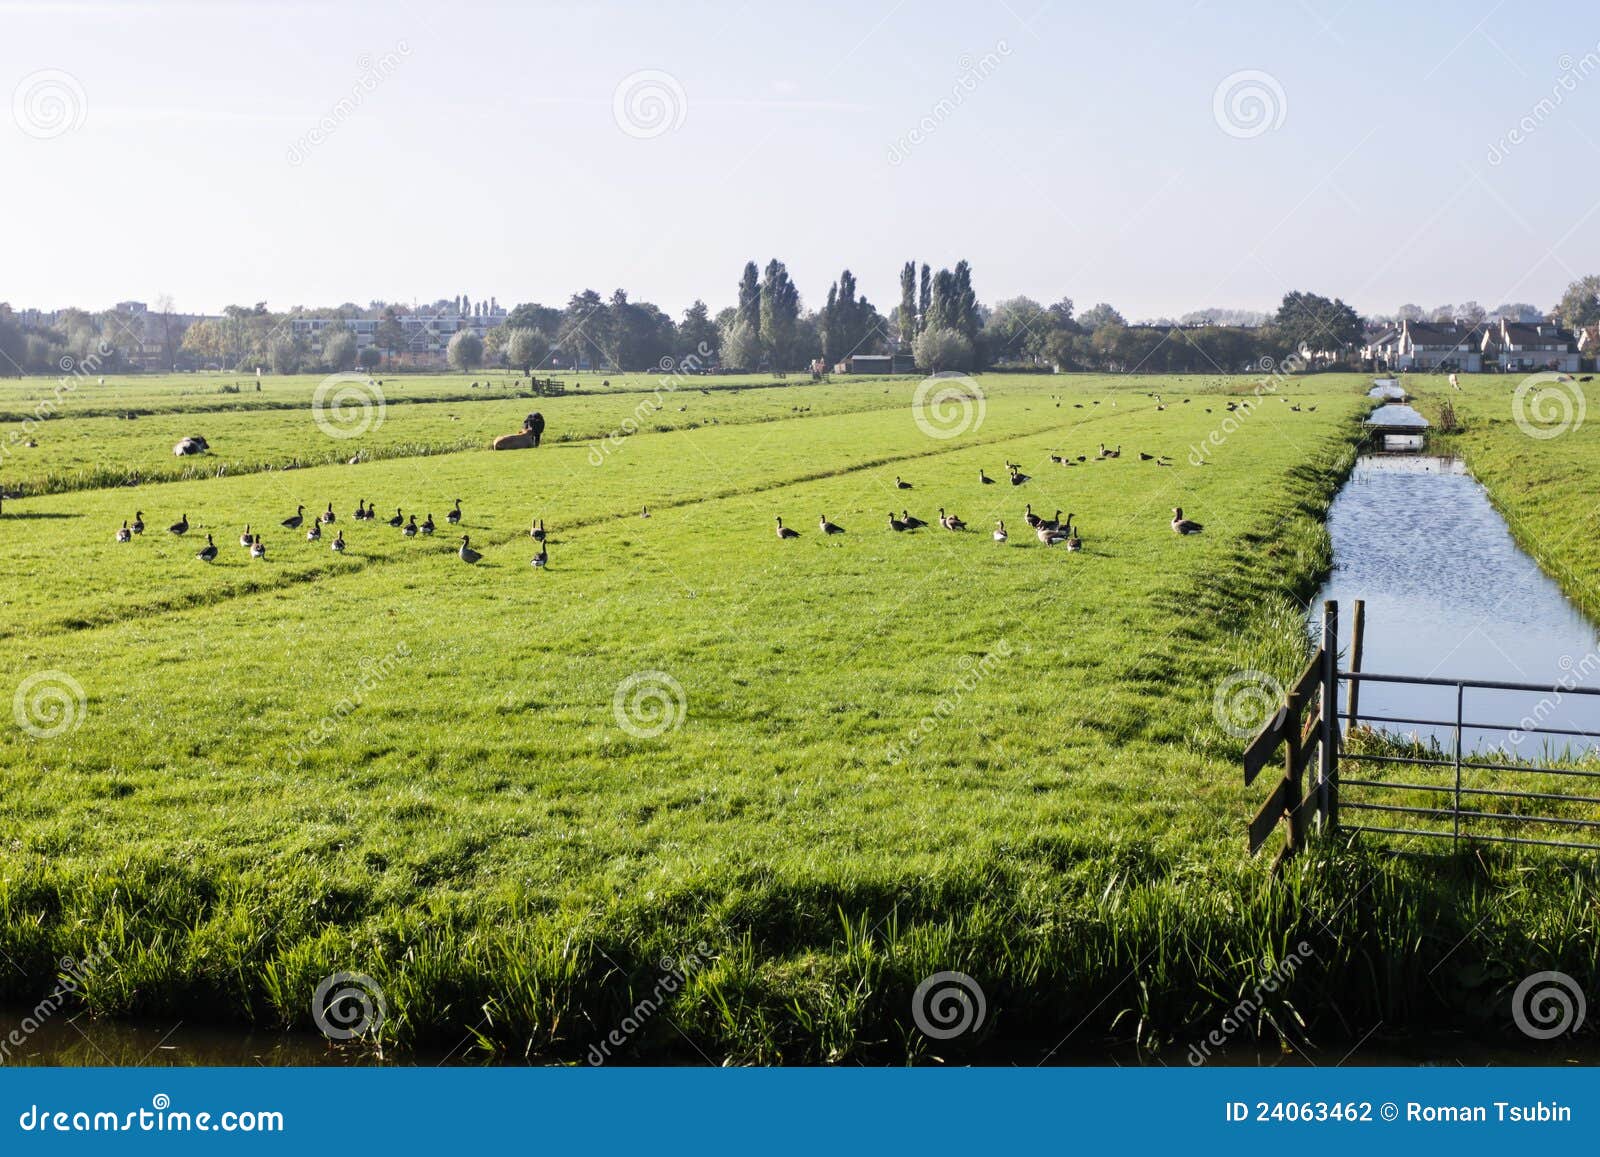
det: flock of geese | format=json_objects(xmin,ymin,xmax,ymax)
[{"xmin": 112, "ymin": 497, "xmax": 553, "ymax": 568}]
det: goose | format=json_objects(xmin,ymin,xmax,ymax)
[
  {"xmin": 993, "ymin": 520, "xmax": 1008, "ymax": 543},
  {"xmin": 353, "ymin": 499, "xmax": 369, "ymax": 521},
  {"xmin": 532, "ymin": 542, "xmax": 548, "ymax": 568},
  {"xmin": 306, "ymin": 521, "xmax": 322, "ymax": 542},
  {"xmin": 1171, "ymin": 507, "xmax": 1203, "ymax": 535},
  {"xmin": 167, "ymin": 513, "xmax": 189, "ymax": 536},
  {"xmin": 421, "ymin": 514, "xmax": 435, "ymax": 536},
  {"xmin": 1036, "ymin": 523, "xmax": 1068, "ymax": 545},
  {"xmin": 320, "ymin": 503, "xmax": 336, "ymax": 524},
  {"xmin": 403, "ymin": 515, "xmax": 418, "ymax": 537},
  {"xmin": 197, "ymin": 533, "xmax": 218, "ymax": 562},
  {"xmin": 387, "ymin": 508, "xmax": 403, "ymax": 528},
  {"xmin": 530, "ymin": 518, "xmax": 545, "ymax": 541},
  {"xmin": 1008, "ymin": 465, "xmax": 1030, "ymax": 485},
  {"xmin": 1063, "ymin": 514, "xmax": 1082, "ymax": 551},
  {"xmin": 979, "ymin": 469, "xmax": 996, "ymax": 485},
  {"xmin": 641, "ymin": 506, "xmax": 651, "ymax": 518},
  {"xmin": 888, "ymin": 512, "xmax": 908, "ymax": 532},
  {"xmin": 132, "ymin": 511, "xmax": 145, "ymax": 535},
  {"xmin": 1038, "ymin": 509, "xmax": 1063, "ymax": 532},
  {"xmin": 239, "ymin": 524, "xmax": 253, "ymax": 548},
  {"xmin": 895, "ymin": 476, "xmax": 912, "ymax": 490},
  {"xmin": 115, "ymin": 520, "xmax": 131, "ymax": 543},
  {"xmin": 900, "ymin": 509, "xmax": 927, "ymax": 529},
  {"xmin": 940, "ymin": 508, "xmax": 967, "ymax": 531},
  {"xmin": 775, "ymin": 517, "xmax": 800, "ymax": 540},
  {"xmin": 1139, "ymin": 452, "xmax": 1156, "ymax": 461},
  {"xmin": 458, "ymin": 534, "xmax": 481, "ymax": 563},
  {"xmin": 331, "ymin": 531, "xmax": 346, "ymax": 553},
  {"xmin": 819, "ymin": 515, "xmax": 845, "ymax": 535},
  {"xmin": 1023, "ymin": 504, "xmax": 1041, "ymax": 529},
  {"xmin": 250, "ymin": 534, "xmax": 266, "ymax": 558},
  {"xmin": 446, "ymin": 499, "xmax": 463, "ymax": 525},
  {"xmin": 281, "ymin": 505, "xmax": 305, "ymax": 530}
]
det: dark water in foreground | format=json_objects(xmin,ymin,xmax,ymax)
[{"xmin": 1312, "ymin": 455, "xmax": 1600, "ymax": 757}]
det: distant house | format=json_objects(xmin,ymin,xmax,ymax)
[
  {"xmin": 1362, "ymin": 326, "xmax": 1402, "ymax": 368},
  {"xmin": 1480, "ymin": 319, "xmax": 1578, "ymax": 373},
  {"xmin": 1391, "ymin": 320, "xmax": 1483, "ymax": 372},
  {"xmin": 836, "ymin": 354, "xmax": 895, "ymax": 374}
]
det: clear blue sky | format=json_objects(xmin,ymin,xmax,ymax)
[{"xmin": 3, "ymin": 0, "xmax": 1597, "ymax": 321}]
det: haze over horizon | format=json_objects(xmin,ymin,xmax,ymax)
[{"xmin": 4, "ymin": 0, "xmax": 1599, "ymax": 321}]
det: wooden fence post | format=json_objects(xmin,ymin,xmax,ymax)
[
  {"xmin": 1346, "ymin": 599, "xmax": 1365, "ymax": 732},
  {"xmin": 1320, "ymin": 601, "xmax": 1338, "ymax": 833},
  {"xmin": 1282, "ymin": 688, "xmax": 1304, "ymax": 856}
]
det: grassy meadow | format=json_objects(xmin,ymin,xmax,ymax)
[{"xmin": 1, "ymin": 367, "xmax": 1593, "ymax": 1063}]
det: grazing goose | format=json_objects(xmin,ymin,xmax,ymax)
[
  {"xmin": 1139, "ymin": 452, "xmax": 1156, "ymax": 461},
  {"xmin": 387, "ymin": 508, "xmax": 403, "ymax": 528},
  {"xmin": 282, "ymin": 505, "xmax": 305, "ymax": 530},
  {"xmin": 167, "ymin": 513, "xmax": 189, "ymax": 536},
  {"xmin": 306, "ymin": 521, "xmax": 321, "ymax": 542},
  {"xmin": 320, "ymin": 503, "xmax": 335, "ymax": 524},
  {"xmin": 775, "ymin": 517, "xmax": 799, "ymax": 540},
  {"xmin": 993, "ymin": 520, "xmax": 1008, "ymax": 543},
  {"xmin": 197, "ymin": 533, "xmax": 218, "ymax": 562},
  {"xmin": 530, "ymin": 518, "xmax": 545, "ymax": 541},
  {"xmin": 132, "ymin": 511, "xmax": 145, "ymax": 535},
  {"xmin": 115, "ymin": 520, "xmax": 131, "ymax": 543},
  {"xmin": 888, "ymin": 512, "xmax": 908, "ymax": 532},
  {"xmin": 1023, "ymin": 504, "xmax": 1041, "ymax": 529},
  {"xmin": 239, "ymin": 524, "xmax": 253, "ymax": 548},
  {"xmin": 446, "ymin": 499, "xmax": 463, "ymax": 525},
  {"xmin": 940, "ymin": 508, "xmax": 967, "ymax": 531},
  {"xmin": 250, "ymin": 534, "xmax": 266, "ymax": 559},
  {"xmin": 421, "ymin": 514, "xmax": 435, "ymax": 536},
  {"xmin": 1008, "ymin": 464, "xmax": 1030, "ymax": 485},
  {"xmin": 458, "ymin": 534, "xmax": 481, "ymax": 563},
  {"xmin": 1049, "ymin": 454, "xmax": 1065, "ymax": 465},
  {"xmin": 979, "ymin": 469, "xmax": 995, "ymax": 485},
  {"xmin": 403, "ymin": 515, "xmax": 418, "ymax": 538},
  {"xmin": 532, "ymin": 542, "xmax": 548, "ymax": 568},
  {"xmin": 900, "ymin": 509, "xmax": 927, "ymax": 530},
  {"xmin": 895, "ymin": 476, "xmax": 912, "ymax": 490},
  {"xmin": 331, "ymin": 531, "xmax": 346, "ymax": 553},
  {"xmin": 819, "ymin": 515, "xmax": 845, "ymax": 535},
  {"xmin": 1171, "ymin": 507, "xmax": 1204, "ymax": 535},
  {"xmin": 1036, "ymin": 523, "xmax": 1069, "ymax": 545}
]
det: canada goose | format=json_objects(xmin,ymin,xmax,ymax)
[
  {"xmin": 353, "ymin": 500, "xmax": 369, "ymax": 521},
  {"xmin": 447, "ymin": 499, "xmax": 462, "ymax": 525},
  {"xmin": 280, "ymin": 505, "xmax": 304, "ymax": 530},
  {"xmin": 320, "ymin": 503, "xmax": 335, "ymax": 524},
  {"xmin": 1064, "ymin": 514, "xmax": 1082, "ymax": 551},
  {"xmin": 895, "ymin": 476, "xmax": 912, "ymax": 490},
  {"xmin": 403, "ymin": 515, "xmax": 418, "ymax": 537},
  {"xmin": 1139, "ymin": 452, "xmax": 1155, "ymax": 461},
  {"xmin": 1049, "ymin": 454, "xmax": 1064, "ymax": 464},
  {"xmin": 168, "ymin": 513, "xmax": 188, "ymax": 536},
  {"xmin": 1008, "ymin": 464, "xmax": 1030, "ymax": 485},
  {"xmin": 115, "ymin": 520, "xmax": 131, "ymax": 543},
  {"xmin": 1036, "ymin": 523, "xmax": 1069, "ymax": 545},
  {"xmin": 532, "ymin": 542, "xmax": 548, "ymax": 568},
  {"xmin": 1038, "ymin": 509, "xmax": 1063, "ymax": 532},
  {"xmin": 1171, "ymin": 507, "xmax": 1204, "ymax": 535},
  {"xmin": 820, "ymin": 515, "xmax": 845, "ymax": 535},
  {"xmin": 900, "ymin": 510, "xmax": 927, "ymax": 530},
  {"xmin": 306, "ymin": 521, "xmax": 321, "ymax": 542},
  {"xmin": 387, "ymin": 508, "xmax": 403, "ymax": 528},
  {"xmin": 940, "ymin": 508, "xmax": 967, "ymax": 531},
  {"xmin": 331, "ymin": 531, "xmax": 346, "ymax": 553},
  {"xmin": 421, "ymin": 514, "xmax": 435, "ymax": 536},
  {"xmin": 250, "ymin": 535, "xmax": 266, "ymax": 559},
  {"xmin": 197, "ymin": 533, "xmax": 218, "ymax": 562},
  {"xmin": 993, "ymin": 520, "xmax": 1008, "ymax": 543},
  {"xmin": 1023, "ymin": 504, "xmax": 1041, "ymax": 529},
  {"xmin": 131, "ymin": 511, "xmax": 144, "ymax": 535},
  {"xmin": 641, "ymin": 506, "xmax": 650, "ymax": 518},
  {"xmin": 239, "ymin": 524, "xmax": 253, "ymax": 547},
  {"xmin": 775, "ymin": 517, "xmax": 799, "ymax": 539},
  {"xmin": 530, "ymin": 518, "xmax": 545, "ymax": 541},
  {"xmin": 458, "ymin": 534, "xmax": 481, "ymax": 563},
  {"xmin": 888, "ymin": 512, "xmax": 908, "ymax": 532}
]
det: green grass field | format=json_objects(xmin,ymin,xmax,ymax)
[{"xmin": 2, "ymin": 368, "xmax": 1592, "ymax": 1063}]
